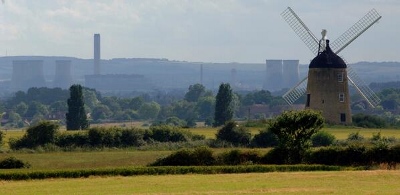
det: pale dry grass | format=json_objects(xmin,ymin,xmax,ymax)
[{"xmin": 1, "ymin": 171, "xmax": 400, "ymax": 194}]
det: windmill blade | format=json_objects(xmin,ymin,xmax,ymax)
[
  {"xmin": 331, "ymin": 9, "xmax": 382, "ymax": 54},
  {"xmin": 347, "ymin": 65, "xmax": 381, "ymax": 108},
  {"xmin": 281, "ymin": 7, "xmax": 319, "ymax": 55},
  {"xmin": 282, "ymin": 77, "xmax": 308, "ymax": 105}
]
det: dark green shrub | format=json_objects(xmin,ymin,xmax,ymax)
[
  {"xmin": 88, "ymin": 127, "xmax": 113, "ymax": 147},
  {"xmin": 308, "ymin": 145, "xmax": 367, "ymax": 166},
  {"xmin": 0, "ymin": 130, "xmax": 4, "ymax": 146},
  {"xmin": 217, "ymin": 150, "xmax": 262, "ymax": 165},
  {"xmin": 10, "ymin": 121, "xmax": 59, "ymax": 149},
  {"xmin": 148, "ymin": 125, "xmax": 202, "ymax": 142},
  {"xmin": 251, "ymin": 129, "xmax": 278, "ymax": 147},
  {"xmin": 216, "ymin": 121, "xmax": 251, "ymax": 146},
  {"xmin": 0, "ymin": 157, "xmax": 30, "ymax": 169},
  {"xmin": 311, "ymin": 131, "xmax": 336, "ymax": 147},
  {"xmin": 352, "ymin": 113, "xmax": 387, "ymax": 128},
  {"xmin": 120, "ymin": 128, "xmax": 146, "ymax": 147},
  {"xmin": 150, "ymin": 147, "xmax": 215, "ymax": 166},
  {"xmin": 56, "ymin": 132, "xmax": 89, "ymax": 147},
  {"xmin": 308, "ymin": 147, "xmax": 342, "ymax": 165},
  {"xmin": 365, "ymin": 144, "xmax": 390, "ymax": 165},
  {"xmin": 261, "ymin": 148, "xmax": 287, "ymax": 164},
  {"xmin": 341, "ymin": 145, "xmax": 367, "ymax": 166},
  {"xmin": 347, "ymin": 131, "xmax": 365, "ymax": 141},
  {"xmin": 389, "ymin": 144, "xmax": 400, "ymax": 163}
]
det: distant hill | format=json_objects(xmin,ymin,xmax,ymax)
[{"xmin": 0, "ymin": 56, "xmax": 399, "ymax": 95}]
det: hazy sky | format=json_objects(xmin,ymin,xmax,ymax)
[{"xmin": 0, "ymin": 0, "xmax": 398, "ymax": 64}]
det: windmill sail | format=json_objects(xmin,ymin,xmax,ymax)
[
  {"xmin": 281, "ymin": 7, "xmax": 319, "ymax": 55},
  {"xmin": 281, "ymin": 7, "xmax": 382, "ymax": 107},
  {"xmin": 331, "ymin": 9, "xmax": 382, "ymax": 54},
  {"xmin": 282, "ymin": 77, "xmax": 307, "ymax": 105},
  {"xmin": 347, "ymin": 65, "xmax": 381, "ymax": 108}
]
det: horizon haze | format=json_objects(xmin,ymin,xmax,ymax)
[{"xmin": 0, "ymin": 1, "xmax": 398, "ymax": 64}]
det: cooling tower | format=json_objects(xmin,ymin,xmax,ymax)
[
  {"xmin": 263, "ymin": 59, "xmax": 283, "ymax": 92},
  {"xmin": 282, "ymin": 60, "xmax": 299, "ymax": 89},
  {"xmin": 53, "ymin": 60, "xmax": 72, "ymax": 89},
  {"xmin": 94, "ymin": 33, "xmax": 101, "ymax": 75},
  {"xmin": 11, "ymin": 60, "xmax": 46, "ymax": 91}
]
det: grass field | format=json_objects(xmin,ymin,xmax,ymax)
[
  {"xmin": 1, "ymin": 126, "xmax": 400, "ymax": 171},
  {"xmin": 0, "ymin": 150, "xmax": 172, "ymax": 171},
  {"xmin": 1, "ymin": 126, "xmax": 400, "ymax": 194},
  {"xmin": 189, "ymin": 126, "xmax": 400, "ymax": 140},
  {"xmin": 3, "ymin": 126, "xmax": 400, "ymax": 141},
  {"xmin": 0, "ymin": 171, "xmax": 400, "ymax": 194}
]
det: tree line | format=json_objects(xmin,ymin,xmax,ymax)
[
  {"xmin": 2, "ymin": 81, "xmax": 400, "ymax": 128},
  {"xmin": 0, "ymin": 83, "xmax": 285, "ymax": 128}
]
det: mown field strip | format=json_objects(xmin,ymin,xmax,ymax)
[{"xmin": 1, "ymin": 171, "xmax": 400, "ymax": 195}]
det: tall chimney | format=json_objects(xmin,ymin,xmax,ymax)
[{"xmin": 94, "ymin": 33, "xmax": 100, "ymax": 75}]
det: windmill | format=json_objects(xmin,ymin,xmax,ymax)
[{"xmin": 281, "ymin": 7, "xmax": 382, "ymax": 124}]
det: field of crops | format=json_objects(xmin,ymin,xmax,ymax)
[
  {"xmin": 1, "ymin": 126, "xmax": 400, "ymax": 194},
  {"xmin": 1, "ymin": 171, "xmax": 400, "ymax": 194}
]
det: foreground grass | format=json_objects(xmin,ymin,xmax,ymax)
[{"xmin": 1, "ymin": 171, "xmax": 400, "ymax": 194}]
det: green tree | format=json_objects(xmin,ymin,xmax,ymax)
[
  {"xmin": 269, "ymin": 110, "xmax": 324, "ymax": 164},
  {"xmin": 91, "ymin": 104, "xmax": 112, "ymax": 121},
  {"xmin": 171, "ymin": 100, "xmax": 198, "ymax": 121},
  {"xmin": 49, "ymin": 101, "xmax": 68, "ymax": 113},
  {"xmin": 184, "ymin": 83, "xmax": 206, "ymax": 102},
  {"xmin": 196, "ymin": 96, "xmax": 215, "ymax": 120},
  {"xmin": 129, "ymin": 96, "xmax": 144, "ymax": 110},
  {"xmin": 24, "ymin": 101, "xmax": 49, "ymax": 119},
  {"xmin": 138, "ymin": 101, "xmax": 161, "ymax": 120},
  {"xmin": 216, "ymin": 121, "xmax": 251, "ymax": 146},
  {"xmin": 10, "ymin": 121, "xmax": 59, "ymax": 149},
  {"xmin": 213, "ymin": 83, "xmax": 233, "ymax": 127},
  {"xmin": 6, "ymin": 111, "xmax": 24, "ymax": 128},
  {"xmin": 66, "ymin": 84, "xmax": 89, "ymax": 130},
  {"xmin": 14, "ymin": 102, "xmax": 28, "ymax": 117}
]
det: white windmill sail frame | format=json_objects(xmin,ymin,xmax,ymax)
[
  {"xmin": 331, "ymin": 9, "xmax": 382, "ymax": 54},
  {"xmin": 281, "ymin": 7, "xmax": 382, "ymax": 107},
  {"xmin": 281, "ymin": 7, "xmax": 319, "ymax": 55},
  {"xmin": 282, "ymin": 76, "xmax": 307, "ymax": 105}
]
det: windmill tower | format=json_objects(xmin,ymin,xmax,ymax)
[{"xmin": 281, "ymin": 7, "xmax": 382, "ymax": 124}]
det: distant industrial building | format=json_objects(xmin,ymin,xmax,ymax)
[
  {"xmin": 94, "ymin": 33, "xmax": 101, "ymax": 75},
  {"xmin": 264, "ymin": 59, "xmax": 283, "ymax": 91},
  {"xmin": 11, "ymin": 60, "xmax": 46, "ymax": 91},
  {"xmin": 84, "ymin": 74, "xmax": 154, "ymax": 92},
  {"xmin": 53, "ymin": 60, "xmax": 72, "ymax": 89},
  {"xmin": 282, "ymin": 60, "xmax": 300, "ymax": 88},
  {"xmin": 263, "ymin": 59, "xmax": 299, "ymax": 92}
]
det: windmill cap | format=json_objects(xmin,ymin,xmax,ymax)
[{"xmin": 309, "ymin": 40, "xmax": 347, "ymax": 69}]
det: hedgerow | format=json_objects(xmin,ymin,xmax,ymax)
[
  {"xmin": 0, "ymin": 165, "xmax": 348, "ymax": 181},
  {"xmin": 10, "ymin": 124, "xmax": 206, "ymax": 150}
]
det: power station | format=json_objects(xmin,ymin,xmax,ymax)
[
  {"xmin": 11, "ymin": 60, "xmax": 46, "ymax": 91},
  {"xmin": 263, "ymin": 59, "xmax": 299, "ymax": 92},
  {"xmin": 53, "ymin": 60, "xmax": 72, "ymax": 89}
]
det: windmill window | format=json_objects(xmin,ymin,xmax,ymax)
[
  {"xmin": 337, "ymin": 72, "xmax": 344, "ymax": 82},
  {"xmin": 306, "ymin": 94, "xmax": 311, "ymax": 107},
  {"xmin": 339, "ymin": 93, "xmax": 345, "ymax": 102}
]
